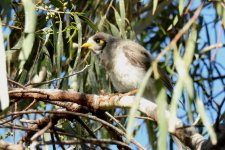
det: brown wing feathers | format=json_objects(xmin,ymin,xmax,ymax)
[{"xmin": 122, "ymin": 42, "xmax": 173, "ymax": 91}]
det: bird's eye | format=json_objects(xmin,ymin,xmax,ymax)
[{"xmin": 95, "ymin": 39, "xmax": 105, "ymax": 45}]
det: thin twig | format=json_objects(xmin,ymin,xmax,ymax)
[
  {"xmin": 2, "ymin": 23, "xmax": 22, "ymax": 30},
  {"xmin": 38, "ymin": 139, "xmax": 131, "ymax": 150},
  {"xmin": 105, "ymin": 112, "xmax": 126, "ymax": 132},
  {"xmin": 184, "ymin": 0, "xmax": 193, "ymax": 15},
  {"xmin": 211, "ymin": 21, "xmax": 223, "ymax": 61},
  {"xmin": 114, "ymin": 115, "xmax": 154, "ymax": 121},
  {"xmin": 25, "ymin": 65, "xmax": 90, "ymax": 86},
  {"xmin": 31, "ymin": 121, "xmax": 53, "ymax": 141},
  {"xmin": 8, "ymin": 110, "xmax": 146, "ymax": 150},
  {"xmin": 200, "ymin": 43, "xmax": 225, "ymax": 54},
  {"xmin": 8, "ymin": 79, "xmax": 27, "ymax": 89}
]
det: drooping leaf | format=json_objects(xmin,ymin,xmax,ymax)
[
  {"xmin": 156, "ymin": 85, "xmax": 168, "ymax": 150},
  {"xmin": 0, "ymin": 19, "xmax": 9, "ymax": 110},
  {"xmin": 216, "ymin": 2, "xmax": 225, "ymax": 27},
  {"xmin": 73, "ymin": 14, "xmax": 82, "ymax": 69},
  {"xmin": 56, "ymin": 15, "xmax": 63, "ymax": 77},
  {"xmin": 19, "ymin": 0, "xmax": 37, "ymax": 69},
  {"xmin": 126, "ymin": 68, "xmax": 153, "ymax": 142},
  {"xmin": 153, "ymin": 0, "xmax": 158, "ymax": 14},
  {"xmin": 196, "ymin": 98, "xmax": 217, "ymax": 145},
  {"xmin": 119, "ymin": 0, "xmax": 126, "ymax": 38},
  {"xmin": 178, "ymin": 0, "xmax": 185, "ymax": 15}
]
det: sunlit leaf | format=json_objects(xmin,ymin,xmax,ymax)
[
  {"xmin": 216, "ymin": 2, "xmax": 225, "ymax": 27},
  {"xmin": 167, "ymin": 15, "xmax": 178, "ymax": 31},
  {"xmin": 119, "ymin": 0, "xmax": 126, "ymax": 38},
  {"xmin": 78, "ymin": 14, "xmax": 98, "ymax": 32},
  {"xmin": 56, "ymin": 15, "xmax": 63, "ymax": 76},
  {"xmin": 196, "ymin": 98, "xmax": 217, "ymax": 145},
  {"xmin": 126, "ymin": 68, "xmax": 153, "ymax": 142},
  {"xmin": 174, "ymin": 50, "xmax": 194, "ymax": 99},
  {"xmin": 169, "ymin": 78, "xmax": 183, "ymax": 132},
  {"xmin": 184, "ymin": 23, "xmax": 197, "ymax": 68},
  {"xmin": 108, "ymin": 21, "xmax": 120, "ymax": 37},
  {"xmin": 178, "ymin": 0, "xmax": 185, "ymax": 15},
  {"xmin": 156, "ymin": 85, "xmax": 168, "ymax": 150},
  {"xmin": 19, "ymin": 0, "xmax": 36, "ymax": 69},
  {"xmin": 0, "ymin": 19, "xmax": 9, "ymax": 110},
  {"xmin": 153, "ymin": 0, "xmax": 158, "ymax": 15}
]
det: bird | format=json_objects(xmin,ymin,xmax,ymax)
[{"xmin": 81, "ymin": 32, "xmax": 173, "ymax": 101}]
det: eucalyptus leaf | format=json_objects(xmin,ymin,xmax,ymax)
[
  {"xmin": 178, "ymin": 0, "xmax": 185, "ymax": 15},
  {"xmin": 119, "ymin": 0, "xmax": 126, "ymax": 38},
  {"xmin": 0, "ymin": 19, "xmax": 9, "ymax": 110},
  {"xmin": 19, "ymin": 0, "xmax": 36, "ymax": 69},
  {"xmin": 126, "ymin": 68, "xmax": 153, "ymax": 142},
  {"xmin": 156, "ymin": 86, "xmax": 168, "ymax": 150},
  {"xmin": 196, "ymin": 98, "xmax": 217, "ymax": 145},
  {"xmin": 216, "ymin": 2, "xmax": 225, "ymax": 27},
  {"xmin": 73, "ymin": 14, "xmax": 82, "ymax": 69},
  {"xmin": 153, "ymin": 0, "xmax": 158, "ymax": 14},
  {"xmin": 56, "ymin": 15, "xmax": 63, "ymax": 77}
]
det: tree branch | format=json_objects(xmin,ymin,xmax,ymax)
[{"xmin": 8, "ymin": 88, "xmax": 225, "ymax": 149}]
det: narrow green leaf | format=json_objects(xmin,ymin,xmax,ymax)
[
  {"xmin": 119, "ymin": 0, "xmax": 126, "ymax": 38},
  {"xmin": 98, "ymin": 16, "xmax": 106, "ymax": 31},
  {"xmin": 184, "ymin": 23, "xmax": 197, "ymax": 69},
  {"xmin": 216, "ymin": 2, "xmax": 225, "ymax": 27},
  {"xmin": 196, "ymin": 98, "xmax": 217, "ymax": 145},
  {"xmin": 108, "ymin": 21, "xmax": 120, "ymax": 37},
  {"xmin": 114, "ymin": 8, "xmax": 126, "ymax": 38},
  {"xmin": 88, "ymin": 55, "xmax": 98, "ymax": 93},
  {"xmin": 174, "ymin": 50, "xmax": 194, "ymax": 99},
  {"xmin": 169, "ymin": 78, "xmax": 183, "ymax": 131},
  {"xmin": 56, "ymin": 15, "xmax": 63, "ymax": 76},
  {"xmin": 0, "ymin": 19, "xmax": 9, "ymax": 110},
  {"xmin": 126, "ymin": 68, "xmax": 153, "ymax": 142},
  {"xmin": 41, "ymin": 46, "xmax": 53, "ymax": 77},
  {"xmin": 156, "ymin": 87, "xmax": 168, "ymax": 150},
  {"xmin": 73, "ymin": 14, "xmax": 82, "ymax": 69},
  {"xmin": 19, "ymin": 0, "xmax": 36, "ymax": 69},
  {"xmin": 68, "ymin": 15, "xmax": 83, "ymax": 91},
  {"xmin": 153, "ymin": 0, "xmax": 158, "ymax": 14},
  {"xmin": 167, "ymin": 15, "xmax": 178, "ymax": 31},
  {"xmin": 178, "ymin": 0, "xmax": 185, "ymax": 15},
  {"xmin": 78, "ymin": 14, "xmax": 98, "ymax": 32},
  {"xmin": 22, "ymin": 0, "xmax": 36, "ymax": 33}
]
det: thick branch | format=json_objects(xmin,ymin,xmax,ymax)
[{"xmin": 8, "ymin": 88, "xmax": 224, "ymax": 149}]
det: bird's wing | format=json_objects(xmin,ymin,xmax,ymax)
[
  {"xmin": 157, "ymin": 65, "xmax": 173, "ymax": 92},
  {"xmin": 122, "ymin": 41, "xmax": 151, "ymax": 70},
  {"xmin": 122, "ymin": 41, "xmax": 173, "ymax": 91}
]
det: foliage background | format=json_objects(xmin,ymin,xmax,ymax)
[{"xmin": 0, "ymin": 0, "xmax": 225, "ymax": 149}]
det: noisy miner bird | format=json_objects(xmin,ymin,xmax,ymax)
[{"xmin": 81, "ymin": 32, "xmax": 173, "ymax": 101}]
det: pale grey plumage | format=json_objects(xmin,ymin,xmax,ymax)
[{"xmin": 82, "ymin": 32, "xmax": 173, "ymax": 101}]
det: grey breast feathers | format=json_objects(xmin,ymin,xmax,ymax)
[{"xmin": 121, "ymin": 40, "xmax": 173, "ymax": 91}]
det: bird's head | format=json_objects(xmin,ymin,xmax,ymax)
[{"xmin": 81, "ymin": 32, "xmax": 113, "ymax": 55}]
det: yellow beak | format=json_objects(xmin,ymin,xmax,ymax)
[{"xmin": 81, "ymin": 43, "xmax": 94, "ymax": 50}]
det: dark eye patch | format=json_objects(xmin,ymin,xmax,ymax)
[{"xmin": 95, "ymin": 38, "xmax": 101, "ymax": 43}]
